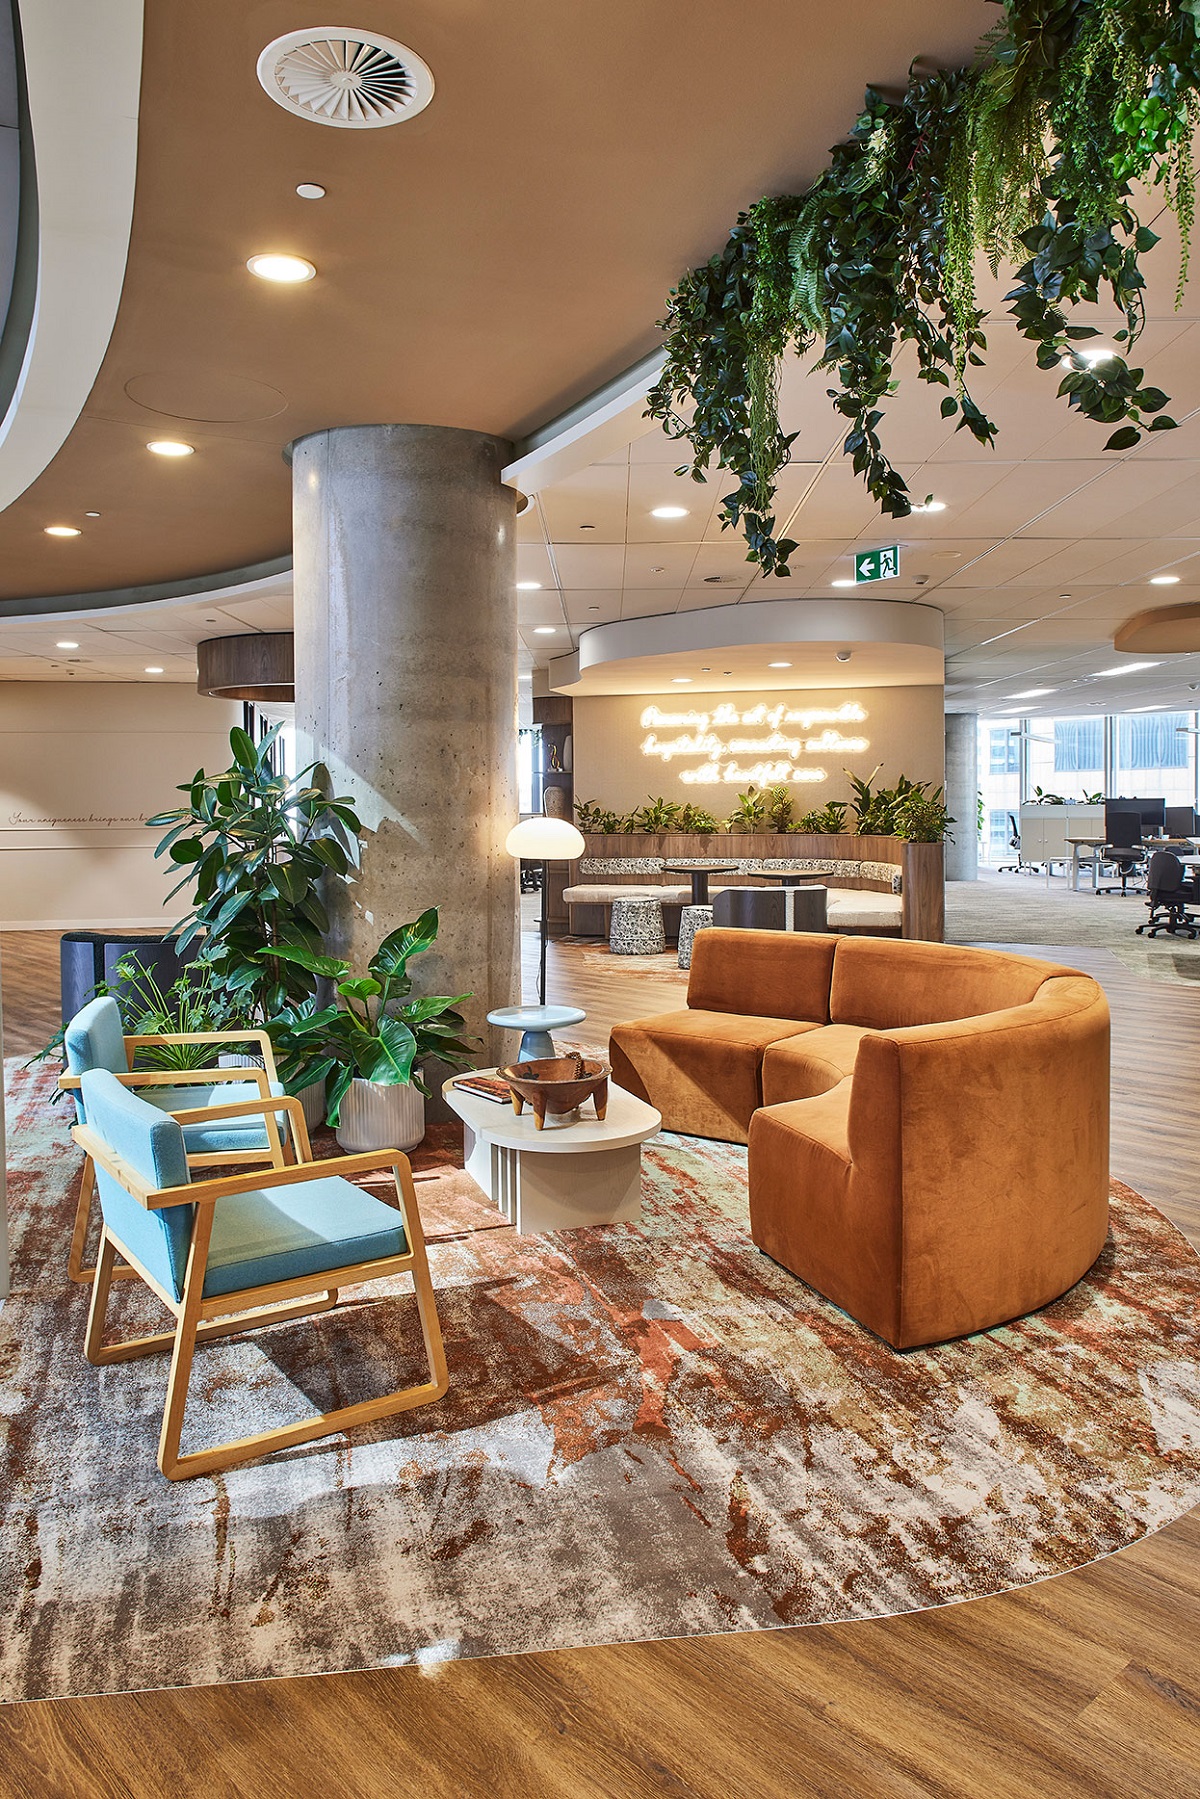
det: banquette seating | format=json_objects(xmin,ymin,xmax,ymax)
[
  {"xmin": 563, "ymin": 857, "xmax": 904, "ymax": 939},
  {"xmin": 609, "ymin": 930, "xmax": 1110, "ymax": 1349}
]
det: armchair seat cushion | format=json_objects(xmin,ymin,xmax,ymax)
[
  {"xmin": 609, "ymin": 1009, "xmax": 821, "ymax": 1144},
  {"xmin": 204, "ymin": 1175, "xmax": 408, "ymax": 1299},
  {"xmin": 143, "ymin": 1080, "xmax": 288, "ymax": 1155},
  {"xmin": 761, "ymin": 1024, "xmax": 871, "ymax": 1105}
]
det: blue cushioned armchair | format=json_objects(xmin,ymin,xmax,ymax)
[
  {"xmin": 60, "ymin": 996, "xmax": 304, "ymax": 1285},
  {"xmin": 74, "ymin": 1068, "xmax": 448, "ymax": 1480}
]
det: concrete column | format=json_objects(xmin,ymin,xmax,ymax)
[
  {"xmin": 292, "ymin": 424, "xmax": 519, "ymax": 1068},
  {"xmin": 944, "ymin": 711, "xmax": 979, "ymax": 882}
]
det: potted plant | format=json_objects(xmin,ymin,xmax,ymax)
[
  {"xmin": 148, "ymin": 723, "xmax": 362, "ymax": 1027},
  {"xmin": 265, "ymin": 908, "xmax": 476, "ymax": 1152}
]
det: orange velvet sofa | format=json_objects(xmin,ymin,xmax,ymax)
[{"xmin": 609, "ymin": 930, "xmax": 1110, "ymax": 1348}]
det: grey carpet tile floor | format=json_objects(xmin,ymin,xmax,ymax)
[{"xmin": 949, "ymin": 870, "xmax": 1200, "ymax": 985}]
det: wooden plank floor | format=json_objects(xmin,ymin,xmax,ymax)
[{"xmin": 2, "ymin": 927, "xmax": 1198, "ymax": 1798}]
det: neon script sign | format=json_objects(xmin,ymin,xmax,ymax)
[{"xmin": 639, "ymin": 700, "xmax": 870, "ymax": 787}]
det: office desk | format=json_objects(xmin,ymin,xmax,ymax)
[{"xmin": 1066, "ymin": 836, "xmax": 1106, "ymax": 892}]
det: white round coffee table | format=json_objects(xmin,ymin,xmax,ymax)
[{"xmin": 443, "ymin": 1071, "xmax": 661, "ymax": 1234}]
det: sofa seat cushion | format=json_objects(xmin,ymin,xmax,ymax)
[
  {"xmin": 564, "ymin": 885, "xmax": 691, "ymax": 906},
  {"xmin": 825, "ymin": 891, "xmax": 902, "ymax": 930},
  {"xmin": 204, "ymin": 1174, "xmax": 408, "ymax": 1299},
  {"xmin": 609, "ymin": 1009, "xmax": 821, "ymax": 1144},
  {"xmin": 760, "ymin": 1024, "xmax": 872, "ymax": 1106}
]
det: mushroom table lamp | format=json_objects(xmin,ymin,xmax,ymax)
[{"xmin": 505, "ymin": 815, "xmax": 585, "ymax": 1004}]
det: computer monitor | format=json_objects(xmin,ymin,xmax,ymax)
[
  {"xmin": 1110, "ymin": 796, "xmax": 1166, "ymax": 832},
  {"xmin": 1165, "ymin": 805, "xmax": 1197, "ymax": 838}
]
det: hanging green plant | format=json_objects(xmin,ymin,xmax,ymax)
[{"xmin": 647, "ymin": 0, "xmax": 1200, "ymax": 577}]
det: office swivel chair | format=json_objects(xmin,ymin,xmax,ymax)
[
  {"xmin": 1137, "ymin": 850, "xmax": 1200, "ymax": 938},
  {"xmin": 1096, "ymin": 810, "xmax": 1147, "ymax": 896},
  {"xmin": 997, "ymin": 813, "xmax": 1021, "ymax": 874}
]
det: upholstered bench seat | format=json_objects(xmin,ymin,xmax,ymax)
[
  {"xmin": 825, "ymin": 891, "xmax": 902, "ymax": 931},
  {"xmin": 562, "ymin": 884, "xmax": 693, "ymax": 906},
  {"xmin": 611, "ymin": 1010, "xmax": 823, "ymax": 1143},
  {"xmin": 760, "ymin": 1023, "xmax": 870, "ymax": 1104}
]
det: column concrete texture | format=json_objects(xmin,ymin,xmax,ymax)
[
  {"xmin": 944, "ymin": 710, "xmax": 979, "ymax": 882},
  {"xmin": 292, "ymin": 424, "xmax": 520, "ymax": 1078}
]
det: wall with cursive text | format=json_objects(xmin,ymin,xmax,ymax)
[
  {"xmin": 570, "ymin": 684, "xmax": 945, "ymax": 816},
  {"xmin": 0, "ymin": 684, "xmax": 239, "ymax": 928}
]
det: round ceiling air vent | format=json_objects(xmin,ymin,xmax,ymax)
[{"xmin": 256, "ymin": 29, "xmax": 435, "ymax": 128}]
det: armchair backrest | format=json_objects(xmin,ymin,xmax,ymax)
[
  {"xmin": 64, "ymin": 997, "xmax": 128, "ymax": 1122},
  {"xmin": 79, "ymin": 1068, "xmax": 194, "ymax": 1300}
]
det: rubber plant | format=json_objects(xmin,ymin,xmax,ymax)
[
  {"xmin": 148, "ymin": 723, "xmax": 362, "ymax": 1025},
  {"xmin": 648, "ymin": 0, "xmax": 1200, "ymax": 576}
]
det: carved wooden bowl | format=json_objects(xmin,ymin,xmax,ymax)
[{"xmin": 499, "ymin": 1054, "xmax": 610, "ymax": 1130}]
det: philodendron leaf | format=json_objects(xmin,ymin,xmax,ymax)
[
  {"xmin": 338, "ymin": 976, "xmax": 383, "ymax": 1003},
  {"xmin": 365, "ymin": 1016, "xmax": 418, "ymax": 1085},
  {"xmin": 371, "ymin": 908, "xmax": 439, "ymax": 978},
  {"xmin": 400, "ymin": 993, "xmax": 471, "ymax": 1025},
  {"xmin": 260, "ymin": 943, "xmax": 349, "ymax": 980}
]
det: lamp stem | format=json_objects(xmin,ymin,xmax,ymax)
[{"xmin": 539, "ymin": 858, "xmax": 549, "ymax": 1005}]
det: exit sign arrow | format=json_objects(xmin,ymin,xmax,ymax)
[{"xmin": 854, "ymin": 545, "xmax": 900, "ymax": 583}]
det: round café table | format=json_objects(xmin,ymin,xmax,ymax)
[
  {"xmin": 662, "ymin": 860, "xmax": 740, "ymax": 906},
  {"xmin": 488, "ymin": 1004, "xmax": 586, "ymax": 1063}
]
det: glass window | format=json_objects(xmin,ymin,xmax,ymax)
[
  {"xmin": 1054, "ymin": 718, "xmax": 1103, "ymax": 774},
  {"xmin": 977, "ymin": 717, "xmax": 1021, "ymax": 865},
  {"xmin": 518, "ymin": 727, "xmax": 538, "ymax": 815},
  {"xmin": 989, "ymin": 728, "xmax": 1019, "ymax": 775},
  {"xmin": 1116, "ymin": 711, "xmax": 1189, "ymax": 771}
]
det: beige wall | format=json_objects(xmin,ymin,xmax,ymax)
[
  {"xmin": 0, "ymin": 683, "xmax": 240, "ymax": 928},
  {"xmin": 571, "ymin": 684, "xmax": 945, "ymax": 815}
]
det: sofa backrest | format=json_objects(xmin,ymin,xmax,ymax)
[
  {"xmin": 830, "ymin": 938, "xmax": 1077, "ymax": 1031},
  {"xmin": 687, "ymin": 928, "xmax": 837, "ymax": 1024}
]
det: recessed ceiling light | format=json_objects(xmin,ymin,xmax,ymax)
[
  {"xmin": 44, "ymin": 524, "xmax": 80, "ymax": 537},
  {"xmin": 144, "ymin": 666, "xmax": 164, "ymax": 675},
  {"xmin": 652, "ymin": 506, "xmax": 689, "ymax": 520},
  {"xmin": 587, "ymin": 605, "xmax": 600, "ymax": 611},
  {"xmin": 831, "ymin": 578, "xmax": 855, "ymax": 587},
  {"xmin": 516, "ymin": 581, "xmax": 542, "ymax": 591},
  {"xmin": 1011, "ymin": 688, "xmax": 1056, "ymax": 699},
  {"xmin": 56, "ymin": 640, "xmax": 79, "ymax": 649},
  {"xmin": 533, "ymin": 627, "xmax": 556, "ymax": 635},
  {"xmin": 911, "ymin": 499, "xmax": 946, "ymax": 513},
  {"xmin": 296, "ymin": 183, "xmax": 326, "ymax": 200},
  {"xmin": 650, "ymin": 566, "xmax": 666, "ymax": 573},
  {"xmin": 1151, "ymin": 574, "xmax": 1181, "ymax": 585},
  {"xmin": 246, "ymin": 253, "xmax": 316, "ymax": 283},
  {"xmin": 85, "ymin": 511, "xmax": 101, "ymax": 518},
  {"xmin": 579, "ymin": 523, "xmax": 596, "ymax": 531},
  {"xmin": 768, "ymin": 661, "xmax": 792, "ymax": 669},
  {"xmin": 1095, "ymin": 662, "xmax": 1161, "ymax": 677},
  {"xmin": 672, "ymin": 676, "xmax": 692, "ymax": 684},
  {"xmin": 147, "ymin": 439, "xmax": 194, "ymax": 457}
]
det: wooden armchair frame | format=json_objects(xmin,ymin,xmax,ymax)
[
  {"xmin": 73, "ymin": 1095, "xmax": 448, "ymax": 1481},
  {"xmin": 59, "ymin": 1029, "xmax": 309, "ymax": 1285}
]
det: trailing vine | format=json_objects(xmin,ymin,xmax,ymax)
[{"xmin": 647, "ymin": 0, "xmax": 1200, "ymax": 576}]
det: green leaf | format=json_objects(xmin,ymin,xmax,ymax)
[
  {"xmin": 1148, "ymin": 415, "xmax": 1178, "ymax": 432},
  {"xmin": 939, "ymin": 396, "xmax": 958, "ymax": 418},
  {"xmin": 338, "ymin": 976, "xmax": 383, "ymax": 1003},
  {"xmin": 368, "ymin": 1016, "xmax": 418, "ymax": 1085},
  {"xmin": 1103, "ymin": 426, "xmax": 1141, "ymax": 452},
  {"xmin": 262, "ymin": 944, "xmax": 349, "ymax": 979},
  {"xmin": 371, "ymin": 909, "xmax": 440, "ymax": 979}
]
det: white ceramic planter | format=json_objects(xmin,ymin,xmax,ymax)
[
  {"xmin": 295, "ymin": 1078, "xmax": 327, "ymax": 1132},
  {"xmin": 334, "ymin": 1078, "xmax": 426, "ymax": 1153}
]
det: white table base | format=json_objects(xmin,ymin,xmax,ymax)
[{"xmin": 463, "ymin": 1127, "xmax": 644, "ymax": 1233}]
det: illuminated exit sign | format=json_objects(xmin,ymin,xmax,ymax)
[{"xmin": 854, "ymin": 545, "xmax": 900, "ymax": 583}]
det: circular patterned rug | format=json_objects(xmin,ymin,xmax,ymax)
[{"xmin": 2, "ymin": 1059, "xmax": 1199, "ymax": 1701}]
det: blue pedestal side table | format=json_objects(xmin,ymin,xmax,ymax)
[{"xmin": 488, "ymin": 1004, "xmax": 587, "ymax": 1063}]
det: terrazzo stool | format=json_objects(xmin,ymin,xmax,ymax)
[
  {"xmin": 609, "ymin": 895, "xmax": 666, "ymax": 956},
  {"xmin": 677, "ymin": 903, "xmax": 715, "ymax": 969},
  {"xmin": 488, "ymin": 1004, "xmax": 586, "ymax": 1063}
]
